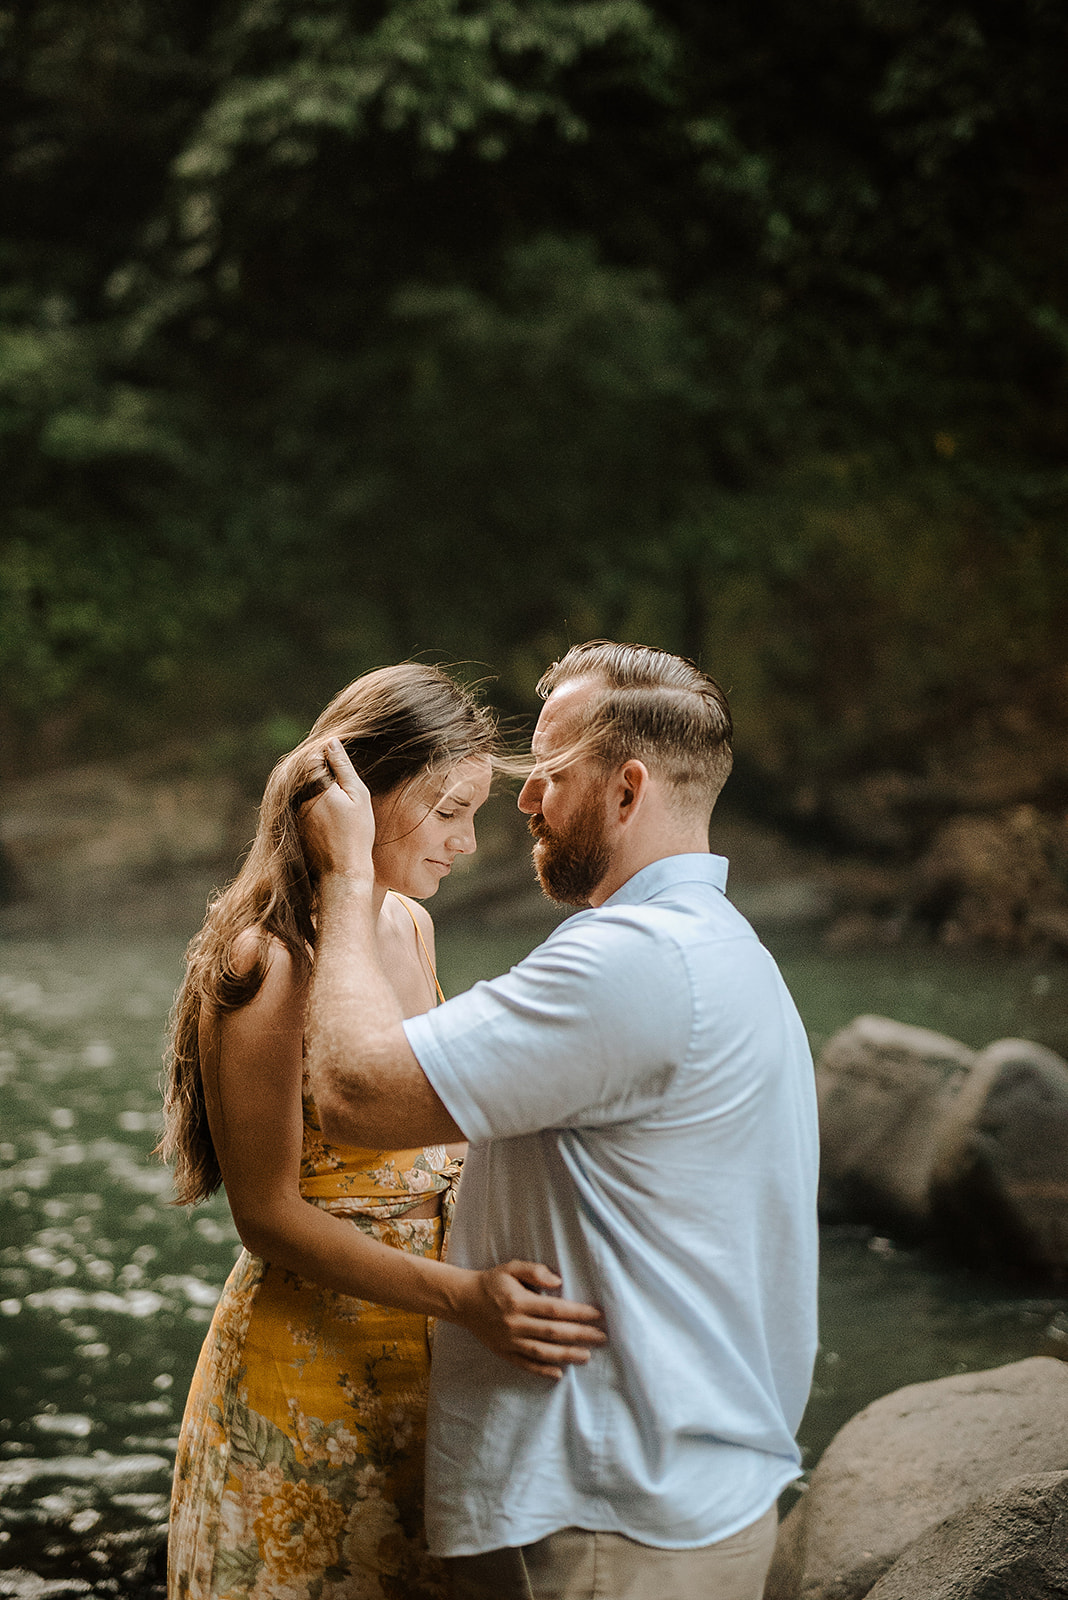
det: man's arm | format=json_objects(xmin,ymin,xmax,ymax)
[{"xmin": 302, "ymin": 740, "xmax": 464, "ymax": 1147}]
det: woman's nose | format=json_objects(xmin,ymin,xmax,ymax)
[{"xmin": 448, "ymin": 820, "xmax": 476, "ymax": 854}]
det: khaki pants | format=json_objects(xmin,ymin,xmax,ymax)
[{"xmin": 445, "ymin": 1504, "xmax": 779, "ymax": 1600}]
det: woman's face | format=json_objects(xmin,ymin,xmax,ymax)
[{"xmin": 370, "ymin": 758, "xmax": 492, "ymax": 899}]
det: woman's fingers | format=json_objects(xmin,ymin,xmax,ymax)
[
  {"xmin": 507, "ymin": 1260, "xmax": 562, "ymax": 1292},
  {"xmin": 518, "ymin": 1311, "xmax": 606, "ymax": 1344},
  {"xmin": 470, "ymin": 1263, "xmax": 607, "ymax": 1375},
  {"xmin": 498, "ymin": 1261, "xmax": 605, "ymax": 1325},
  {"xmin": 505, "ymin": 1336, "xmax": 602, "ymax": 1377},
  {"xmin": 536, "ymin": 1296, "xmax": 606, "ymax": 1327},
  {"xmin": 524, "ymin": 1339, "xmax": 596, "ymax": 1364}
]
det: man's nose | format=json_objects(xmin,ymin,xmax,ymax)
[{"xmin": 517, "ymin": 776, "xmax": 541, "ymax": 814}]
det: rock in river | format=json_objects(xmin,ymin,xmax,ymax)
[
  {"xmin": 929, "ymin": 1037, "xmax": 1068, "ymax": 1276},
  {"xmin": 816, "ymin": 1014, "xmax": 1068, "ymax": 1275},
  {"xmin": 815, "ymin": 1015, "xmax": 976, "ymax": 1234},
  {"xmin": 863, "ymin": 1471, "xmax": 1068, "ymax": 1600},
  {"xmin": 764, "ymin": 1357, "xmax": 1068, "ymax": 1600}
]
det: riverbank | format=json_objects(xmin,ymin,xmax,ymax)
[
  {"xmin": 0, "ymin": 754, "xmax": 832, "ymax": 938},
  {"xmin": 1, "ymin": 749, "xmax": 1066, "ymax": 956}
]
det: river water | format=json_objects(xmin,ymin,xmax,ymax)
[{"xmin": 1, "ymin": 918, "xmax": 1066, "ymax": 1596}]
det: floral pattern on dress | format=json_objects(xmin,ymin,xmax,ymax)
[{"xmin": 168, "ymin": 1085, "xmax": 461, "ymax": 1600}]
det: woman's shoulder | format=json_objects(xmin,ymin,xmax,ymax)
[
  {"xmin": 386, "ymin": 892, "xmax": 434, "ymax": 941},
  {"xmin": 229, "ymin": 928, "xmax": 307, "ymax": 998}
]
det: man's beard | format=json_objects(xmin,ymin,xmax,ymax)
[{"xmin": 528, "ymin": 790, "xmax": 611, "ymax": 906}]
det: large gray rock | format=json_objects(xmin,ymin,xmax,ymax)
[
  {"xmin": 763, "ymin": 1358, "xmax": 1068, "ymax": 1600},
  {"xmin": 863, "ymin": 1471, "xmax": 1068, "ymax": 1600},
  {"xmin": 764, "ymin": 1502, "xmax": 806, "ymax": 1600},
  {"xmin": 815, "ymin": 1016, "xmax": 1068, "ymax": 1276},
  {"xmin": 815, "ymin": 1015, "xmax": 976, "ymax": 1231},
  {"xmin": 930, "ymin": 1038, "xmax": 1068, "ymax": 1275}
]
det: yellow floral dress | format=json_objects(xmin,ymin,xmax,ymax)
[{"xmin": 168, "ymin": 1077, "xmax": 462, "ymax": 1600}]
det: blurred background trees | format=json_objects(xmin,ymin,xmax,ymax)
[{"xmin": 2, "ymin": 0, "xmax": 1067, "ymax": 856}]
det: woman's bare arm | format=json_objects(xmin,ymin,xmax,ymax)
[{"xmin": 203, "ymin": 939, "xmax": 605, "ymax": 1377}]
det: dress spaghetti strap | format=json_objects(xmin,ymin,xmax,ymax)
[{"xmin": 389, "ymin": 892, "xmax": 446, "ymax": 1004}]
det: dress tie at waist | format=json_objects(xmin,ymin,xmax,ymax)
[
  {"xmin": 300, "ymin": 1157, "xmax": 462, "ymax": 1221},
  {"xmin": 303, "ymin": 1191, "xmax": 449, "ymax": 1222}
]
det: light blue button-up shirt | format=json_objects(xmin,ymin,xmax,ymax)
[{"xmin": 404, "ymin": 854, "xmax": 819, "ymax": 1557}]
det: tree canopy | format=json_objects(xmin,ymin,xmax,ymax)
[{"xmin": 3, "ymin": 0, "xmax": 1067, "ymax": 826}]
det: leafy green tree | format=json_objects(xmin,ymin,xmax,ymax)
[{"xmin": 1, "ymin": 0, "xmax": 1065, "ymax": 825}]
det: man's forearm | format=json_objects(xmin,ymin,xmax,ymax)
[
  {"xmin": 304, "ymin": 871, "xmax": 462, "ymax": 1146},
  {"xmin": 304, "ymin": 871, "xmax": 404, "ymax": 1139}
]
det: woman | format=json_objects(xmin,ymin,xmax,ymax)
[{"xmin": 159, "ymin": 664, "xmax": 604, "ymax": 1600}]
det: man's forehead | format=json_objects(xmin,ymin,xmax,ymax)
[{"xmin": 532, "ymin": 678, "xmax": 599, "ymax": 756}]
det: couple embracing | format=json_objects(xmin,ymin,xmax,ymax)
[{"xmin": 161, "ymin": 641, "xmax": 819, "ymax": 1600}]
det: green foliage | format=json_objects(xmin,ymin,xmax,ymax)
[
  {"xmin": 1, "ymin": 0, "xmax": 1066, "ymax": 814},
  {"xmin": 174, "ymin": 0, "xmax": 663, "ymax": 179}
]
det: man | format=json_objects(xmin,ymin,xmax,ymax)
[{"xmin": 303, "ymin": 641, "xmax": 819, "ymax": 1600}]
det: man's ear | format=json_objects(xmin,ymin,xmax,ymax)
[{"xmin": 616, "ymin": 760, "xmax": 650, "ymax": 821}]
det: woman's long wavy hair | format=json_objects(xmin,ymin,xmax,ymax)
[{"xmin": 158, "ymin": 663, "xmax": 500, "ymax": 1205}]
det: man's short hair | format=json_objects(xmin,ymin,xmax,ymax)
[{"xmin": 537, "ymin": 641, "xmax": 734, "ymax": 808}]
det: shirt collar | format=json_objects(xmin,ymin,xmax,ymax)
[{"xmin": 602, "ymin": 853, "xmax": 729, "ymax": 909}]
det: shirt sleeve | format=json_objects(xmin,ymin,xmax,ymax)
[{"xmin": 402, "ymin": 908, "xmax": 693, "ymax": 1142}]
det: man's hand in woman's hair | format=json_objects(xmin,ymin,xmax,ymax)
[{"xmin": 301, "ymin": 738, "xmax": 377, "ymax": 881}]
